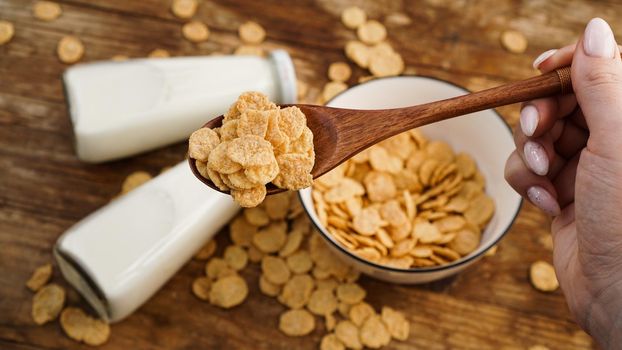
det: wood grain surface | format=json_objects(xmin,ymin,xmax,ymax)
[{"xmin": 2, "ymin": 0, "xmax": 618, "ymax": 349}]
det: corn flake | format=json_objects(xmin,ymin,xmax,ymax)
[
  {"xmin": 349, "ymin": 301, "xmax": 375, "ymax": 327},
  {"xmin": 307, "ymin": 289, "xmax": 338, "ymax": 316},
  {"xmin": 60, "ymin": 307, "xmax": 110, "ymax": 346},
  {"xmin": 328, "ymin": 62, "xmax": 352, "ymax": 82},
  {"xmin": 360, "ymin": 315, "xmax": 391, "ymax": 348},
  {"xmin": 231, "ymin": 186, "xmax": 267, "ymax": 208},
  {"xmin": 194, "ymin": 239, "xmax": 217, "ymax": 260},
  {"xmin": 345, "ymin": 40, "xmax": 370, "ymax": 68},
  {"xmin": 237, "ymin": 110, "xmax": 270, "ymax": 138},
  {"xmin": 209, "ymin": 274, "xmax": 248, "ymax": 308},
  {"xmin": 286, "ymin": 250, "xmax": 314, "ymax": 274},
  {"xmin": 262, "ymin": 256, "xmax": 291, "ymax": 285},
  {"xmin": 205, "ymin": 257, "xmax": 235, "ymax": 280},
  {"xmin": 335, "ymin": 320, "xmax": 362, "ymax": 349},
  {"xmin": 32, "ymin": 284, "xmax": 65, "ymax": 325},
  {"xmin": 279, "ymin": 230, "xmax": 304, "ymax": 257},
  {"xmin": 0, "ymin": 21, "xmax": 14, "ymax": 45},
  {"xmin": 272, "ymin": 154, "xmax": 314, "ymax": 190},
  {"xmin": 57, "ymin": 36, "xmax": 84, "ymax": 64},
  {"xmin": 369, "ymin": 51, "xmax": 404, "ymax": 77},
  {"xmin": 191, "ymin": 276, "xmax": 212, "ymax": 300},
  {"xmin": 364, "ymin": 171, "xmax": 397, "ymax": 202},
  {"xmin": 530, "ymin": 260, "xmax": 559, "ymax": 292},
  {"xmin": 239, "ymin": 21, "xmax": 266, "ymax": 44},
  {"xmin": 341, "ymin": 6, "xmax": 367, "ymax": 29},
  {"xmin": 148, "ymin": 48, "xmax": 170, "ymax": 58},
  {"xmin": 189, "ymin": 128, "xmax": 220, "ymax": 162},
  {"xmin": 278, "ymin": 274, "xmax": 314, "ymax": 309},
  {"xmin": 259, "ymin": 274, "xmax": 281, "ymax": 297},
  {"xmin": 501, "ymin": 30, "xmax": 528, "ymax": 54},
  {"xmin": 171, "ymin": 0, "xmax": 198, "ymax": 18},
  {"xmin": 26, "ymin": 263, "xmax": 53, "ymax": 292},
  {"xmin": 279, "ymin": 309, "xmax": 315, "ymax": 336},
  {"xmin": 336, "ymin": 283, "xmax": 366, "ymax": 305},
  {"xmin": 182, "ymin": 21, "xmax": 209, "ymax": 43},
  {"xmin": 321, "ymin": 333, "xmax": 345, "ymax": 350},
  {"xmin": 33, "ymin": 1, "xmax": 62, "ymax": 21},
  {"xmin": 224, "ymin": 245, "xmax": 248, "ymax": 271},
  {"xmin": 357, "ymin": 20, "xmax": 386, "ymax": 45},
  {"xmin": 253, "ymin": 221, "xmax": 287, "ymax": 253}
]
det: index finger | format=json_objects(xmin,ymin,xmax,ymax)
[{"xmin": 536, "ymin": 43, "xmax": 622, "ymax": 72}]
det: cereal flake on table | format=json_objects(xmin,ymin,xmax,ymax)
[
  {"xmin": 32, "ymin": 284, "xmax": 65, "ymax": 325},
  {"xmin": 148, "ymin": 48, "xmax": 170, "ymax": 58},
  {"xmin": 26, "ymin": 263, "xmax": 53, "ymax": 292},
  {"xmin": 33, "ymin": 1, "xmax": 62, "ymax": 21},
  {"xmin": 57, "ymin": 36, "xmax": 84, "ymax": 64},
  {"xmin": 187, "ymin": 192, "xmax": 410, "ymax": 348},
  {"xmin": 529, "ymin": 260, "xmax": 559, "ymax": 292},
  {"xmin": 171, "ymin": 0, "xmax": 198, "ymax": 19},
  {"xmin": 500, "ymin": 30, "xmax": 528, "ymax": 54},
  {"xmin": 238, "ymin": 21, "xmax": 266, "ymax": 44},
  {"xmin": 0, "ymin": 20, "xmax": 14, "ymax": 45},
  {"xmin": 60, "ymin": 307, "xmax": 111, "ymax": 346},
  {"xmin": 189, "ymin": 92, "xmax": 315, "ymax": 207},
  {"xmin": 182, "ymin": 20, "xmax": 209, "ymax": 43}
]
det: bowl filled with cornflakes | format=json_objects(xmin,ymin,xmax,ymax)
[{"xmin": 299, "ymin": 75, "xmax": 522, "ymax": 284}]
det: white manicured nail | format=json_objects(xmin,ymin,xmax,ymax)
[
  {"xmin": 527, "ymin": 186, "xmax": 561, "ymax": 216},
  {"xmin": 584, "ymin": 18, "xmax": 616, "ymax": 58},
  {"xmin": 532, "ymin": 49, "xmax": 557, "ymax": 69},
  {"xmin": 520, "ymin": 105, "xmax": 539, "ymax": 136},
  {"xmin": 524, "ymin": 141, "xmax": 549, "ymax": 176}
]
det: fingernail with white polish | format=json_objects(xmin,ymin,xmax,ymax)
[
  {"xmin": 524, "ymin": 141, "xmax": 549, "ymax": 176},
  {"xmin": 527, "ymin": 186, "xmax": 561, "ymax": 216},
  {"xmin": 532, "ymin": 49, "xmax": 557, "ymax": 69},
  {"xmin": 520, "ymin": 105, "xmax": 539, "ymax": 136},
  {"xmin": 584, "ymin": 18, "xmax": 616, "ymax": 58}
]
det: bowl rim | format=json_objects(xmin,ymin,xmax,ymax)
[{"xmin": 298, "ymin": 74, "xmax": 523, "ymax": 274}]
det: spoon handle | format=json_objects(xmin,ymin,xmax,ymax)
[{"xmin": 404, "ymin": 66, "xmax": 572, "ymax": 127}]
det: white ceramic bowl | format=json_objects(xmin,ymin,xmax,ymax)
[{"xmin": 299, "ymin": 75, "xmax": 522, "ymax": 284}]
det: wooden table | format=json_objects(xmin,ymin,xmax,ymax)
[{"xmin": 1, "ymin": 0, "xmax": 615, "ymax": 349}]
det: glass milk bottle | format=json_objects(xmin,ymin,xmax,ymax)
[{"xmin": 63, "ymin": 50, "xmax": 297, "ymax": 163}]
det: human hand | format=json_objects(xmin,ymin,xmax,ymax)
[{"xmin": 504, "ymin": 18, "xmax": 622, "ymax": 349}]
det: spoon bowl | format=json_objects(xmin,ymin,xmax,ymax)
[{"xmin": 189, "ymin": 67, "xmax": 572, "ymax": 194}]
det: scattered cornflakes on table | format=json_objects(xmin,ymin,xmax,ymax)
[{"xmin": 188, "ymin": 192, "xmax": 411, "ymax": 348}]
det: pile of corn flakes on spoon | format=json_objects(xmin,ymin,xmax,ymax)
[{"xmin": 11, "ymin": 1, "xmax": 558, "ymax": 348}]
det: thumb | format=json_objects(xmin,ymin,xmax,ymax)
[{"xmin": 572, "ymin": 17, "xmax": 622, "ymax": 160}]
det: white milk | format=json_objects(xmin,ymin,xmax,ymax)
[
  {"xmin": 54, "ymin": 161, "xmax": 240, "ymax": 322},
  {"xmin": 63, "ymin": 50, "xmax": 297, "ymax": 163}
]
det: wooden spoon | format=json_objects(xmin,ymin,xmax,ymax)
[{"xmin": 189, "ymin": 67, "xmax": 572, "ymax": 195}]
